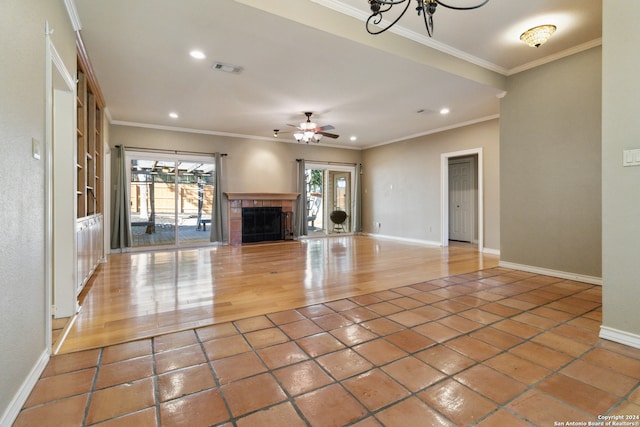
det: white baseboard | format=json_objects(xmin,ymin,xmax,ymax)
[
  {"xmin": 482, "ymin": 247, "xmax": 500, "ymax": 256},
  {"xmin": 0, "ymin": 349, "xmax": 49, "ymax": 427},
  {"xmin": 600, "ymin": 326, "xmax": 640, "ymax": 349},
  {"xmin": 498, "ymin": 261, "xmax": 602, "ymax": 286},
  {"xmin": 365, "ymin": 233, "xmax": 441, "ymax": 247}
]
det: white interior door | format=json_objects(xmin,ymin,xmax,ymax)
[{"xmin": 449, "ymin": 157, "xmax": 475, "ymax": 242}]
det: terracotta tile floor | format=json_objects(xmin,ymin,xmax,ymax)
[{"xmin": 15, "ymin": 268, "xmax": 640, "ymax": 426}]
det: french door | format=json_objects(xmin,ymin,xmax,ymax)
[
  {"xmin": 127, "ymin": 152, "xmax": 216, "ymax": 249},
  {"xmin": 305, "ymin": 163, "xmax": 355, "ymax": 235}
]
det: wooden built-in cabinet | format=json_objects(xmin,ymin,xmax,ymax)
[
  {"xmin": 75, "ymin": 47, "xmax": 104, "ymax": 295},
  {"xmin": 76, "ymin": 66, "xmax": 103, "ymax": 218}
]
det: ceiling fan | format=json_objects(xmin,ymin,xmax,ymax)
[{"xmin": 285, "ymin": 112, "xmax": 339, "ymax": 143}]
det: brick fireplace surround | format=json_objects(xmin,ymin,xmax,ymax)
[{"xmin": 225, "ymin": 192, "xmax": 299, "ymax": 246}]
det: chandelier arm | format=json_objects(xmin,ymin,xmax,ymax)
[
  {"xmin": 371, "ymin": 0, "xmax": 408, "ymax": 4},
  {"xmin": 435, "ymin": 0, "xmax": 489, "ymax": 11},
  {"xmin": 366, "ymin": 0, "xmax": 413, "ymax": 35},
  {"xmin": 420, "ymin": 1, "xmax": 434, "ymax": 37}
]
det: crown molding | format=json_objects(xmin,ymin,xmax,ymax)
[
  {"xmin": 110, "ymin": 120, "xmax": 363, "ymax": 150},
  {"xmin": 311, "ymin": 0, "xmax": 509, "ymax": 75},
  {"xmin": 506, "ymin": 38, "xmax": 602, "ymax": 76},
  {"xmin": 362, "ymin": 114, "xmax": 500, "ymax": 150}
]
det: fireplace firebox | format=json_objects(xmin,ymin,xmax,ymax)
[
  {"xmin": 242, "ymin": 207, "xmax": 283, "ymax": 243},
  {"xmin": 225, "ymin": 192, "xmax": 299, "ymax": 246}
]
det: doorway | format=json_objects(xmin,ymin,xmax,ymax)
[
  {"xmin": 441, "ymin": 148, "xmax": 483, "ymax": 250},
  {"xmin": 126, "ymin": 152, "xmax": 216, "ymax": 249},
  {"xmin": 46, "ymin": 32, "xmax": 77, "ymax": 351},
  {"xmin": 305, "ymin": 163, "xmax": 355, "ymax": 235},
  {"xmin": 448, "ymin": 156, "xmax": 476, "ymax": 243}
]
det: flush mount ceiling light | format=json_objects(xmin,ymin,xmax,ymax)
[
  {"xmin": 520, "ymin": 24, "xmax": 557, "ymax": 48},
  {"xmin": 366, "ymin": 0, "xmax": 489, "ymax": 37}
]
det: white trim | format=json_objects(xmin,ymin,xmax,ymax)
[
  {"xmin": 441, "ymin": 148, "xmax": 484, "ymax": 251},
  {"xmin": 310, "ymin": 0, "xmax": 602, "ymax": 77},
  {"xmin": 363, "ymin": 114, "xmax": 499, "ymax": 150},
  {"xmin": 305, "ymin": 162, "xmax": 357, "ymax": 235},
  {"xmin": 45, "ymin": 22, "xmax": 76, "ymax": 348},
  {"xmin": 0, "ymin": 350, "xmax": 49, "ymax": 427},
  {"xmin": 113, "ymin": 115, "xmax": 502, "ymax": 152},
  {"xmin": 482, "ymin": 247, "xmax": 500, "ymax": 256},
  {"xmin": 499, "ymin": 261, "xmax": 602, "ymax": 286},
  {"xmin": 310, "ymin": 0, "xmax": 508, "ymax": 75},
  {"xmin": 364, "ymin": 232, "xmax": 441, "ymax": 248},
  {"xmin": 599, "ymin": 326, "xmax": 640, "ymax": 350},
  {"xmin": 507, "ymin": 38, "xmax": 602, "ymax": 76},
  {"xmin": 111, "ymin": 120, "xmax": 361, "ymax": 151},
  {"xmin": 63, "ymin": 0, "xmax": 82, "ymax": 31},
  {"xmin": 52, "ymin": 313, "xmax": 78, "ymax": 355}
]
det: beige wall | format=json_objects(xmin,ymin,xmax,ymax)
[
  {"xmin": 500, "ymin": 47, "xmax": 602, "ymax": 278},
  {"xmin": 109, "ymin": 125, "xmax": 362, "ymax": 240},
  {"xmin": 361, "ymin": 119, "xmax": 500, "ymax": 251},
  {"xmin": 0, "ymin": 0, "xmax": 76, "ymax": 422},
  {"xmin": 602, "ymin": 1, "xmax": 640, "ymax": 338}
]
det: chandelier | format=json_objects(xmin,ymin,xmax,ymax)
[{"xmin": 366, "ymin": 0, "xmax": 489, "ymax": 37}]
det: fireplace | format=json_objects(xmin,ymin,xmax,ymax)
[
  {"xmin": 242, "ymin": 207, "xmax": 282, "ymax": 243},
  {"xmin": 225, "ymin": 192, "xmax": 299, "ymax": 245}
]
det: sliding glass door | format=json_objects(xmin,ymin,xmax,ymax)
[{"xmin": 128, "ymin": 152, "xmax": 215, "ymax": 249}]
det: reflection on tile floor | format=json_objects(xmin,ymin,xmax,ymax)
[{"xmin": 15, "ymin": 268, "xmax": 640, "ymax": 426}]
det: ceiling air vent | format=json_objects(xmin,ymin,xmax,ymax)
[{"xmin": 211, "ymin": 62, "xmax": 243, "ymax": 74}]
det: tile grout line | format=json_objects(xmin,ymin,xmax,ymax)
[{"xmin": 81, "ymin": 347, "xmax": 103, "ymax": 426}]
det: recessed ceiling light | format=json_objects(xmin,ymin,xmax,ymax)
[
  {"xmin": 189, "ymin": 50, "xmax": 206, "ymax": 59},
  {"xmin": 440, "ymin": 108, "xmax": 450, "ymax": 115},
  {"xmin": 350, "ymin": 136, "xmax": 357, "ymax": 142},
  {"xmin": 169, "ymin": 112, "xmax": 179, "ymax": 119}
]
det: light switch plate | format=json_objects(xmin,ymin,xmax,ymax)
[
  {"xmin": 32, "ymin": 138, "xmax": 41, "ymax": 160},
  {"xmin": 623, "ymin": 148, "xmax": 640, "ymax": 167}
]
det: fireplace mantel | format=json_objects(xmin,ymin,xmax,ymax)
[
  {"xmin": 224, "ymin": 192, "xmax": 299, "ymax": 201},
  {"xmin": 225, "ymin": 192, "xmax": 299, "ymax": 245}
]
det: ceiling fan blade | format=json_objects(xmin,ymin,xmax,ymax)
[
  {"xmin": 286, "ymin": 123, "xmax": 301, "ymax": 129},
  {"xmin": 315, "ymin": 124, "xmax": 335, "ymax": 132},
  {"xmin": 319, "ymin": 131, "xmax": 339, "ymax": 139}
]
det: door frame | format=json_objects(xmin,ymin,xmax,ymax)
[
  {"xmin": 440, "ymin": 148, "xmax": 483, "ymax": 250},
  {"xmin": 448, "ymin": 156, "xmax": 475, "ymax": 243},
  {"xmin": 45, "ymin": 26, "xmax": 77, "ymax": 349},
  {"xmin": 305, "ymin": 162, "xmax": 356, "ymax": 235},
  {"xmin": 125, "ymin": 150, "xmax": 216, "ymax": 250}
]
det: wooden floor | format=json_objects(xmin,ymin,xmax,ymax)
[{"xmin": 56, "ymin": 236, "xmax": 498, "ymax": 354}]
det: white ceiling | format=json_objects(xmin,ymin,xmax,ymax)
[{"xmin": 73, "ymin": 0, "xmax": 602, "ymax": 149}]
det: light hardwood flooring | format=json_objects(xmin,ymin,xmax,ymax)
[{"xmin": 56, "ymin": 235, "xmax": 498, "ymax": 354}]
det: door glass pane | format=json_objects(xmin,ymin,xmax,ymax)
[
  {"xmin": 328, "ymin": 171, "xmax": 350, "ymax": 234},
  {"xmin": 177, "ymin": 161, "xmax": 215, "ymax": 244},
  {"xmin": 306, "ymin": 169, "xmax": 324, "ymax": 235},
  {"xmin": 130, "ymin": 159, "xmax": 177, "ymax": 247}
]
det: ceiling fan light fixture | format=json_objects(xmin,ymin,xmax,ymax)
[
  {"xmin": 313, "ymin": 133, "xmax": 323, "ymax": 142},
  {"xmin": 520, "ymin": 24, "xmax": 556, "ymax": 48}
]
